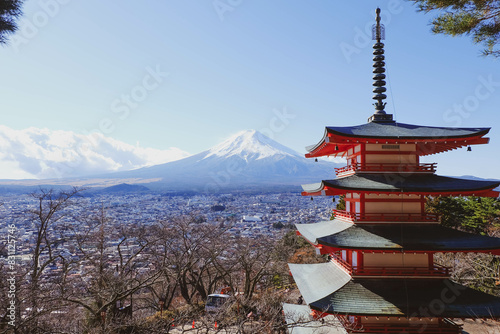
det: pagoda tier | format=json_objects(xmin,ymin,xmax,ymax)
[
  {"xmin": 305, "ymin": 123, "xmax": 490, "ymax": 158},
  {"xmin": 302, "ymin": 174, "xmax": 500, "ymax": 197},
  {"xmin": 290, "ymin": 262, "xmax": 500, "ymax": 318},
  {"xmin": 296, "ymin": 220, "xmax": 500, "ymax": 254}
]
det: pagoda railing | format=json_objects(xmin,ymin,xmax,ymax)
[
  {"xmin": 335, "ymin": 162, "xmax": 437, "ymax": 177},
  {"xmin": 333, "ymin": 209, "xmax": 440, "ymax": 223},
  {"xmin": 337, "ymin": 316, "xmax": 462, "ymax": 334},
  {"xmin": 330, "ymin": 253, "xmax": 352, "ymax": 275},
  {"xmin": 330, "ymin": 252, "xmax": 450, "ymax": 277},
  {"xmin": 353, "ymin": 264, "xmax": 450, "ymax": 277},
  {"xmin": 347, "ymin": 324, "xmax": 461, "ymax": 334}
]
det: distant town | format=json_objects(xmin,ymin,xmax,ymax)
[{"xmin": 1, "ymin": 190, "xmax": 334, "ymax": 280}]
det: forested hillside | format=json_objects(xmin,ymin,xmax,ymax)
[{"xmin": 428, "ymin": 196, "xmax": 500, "ymax": 297}]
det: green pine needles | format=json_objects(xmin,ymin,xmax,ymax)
[
  {"xmin": 0, "ymin": 0, "xmax": 23, "ymax": 45},
  {"xmin": 411, "ymin": 0, "xmax": 500, "ymax": 57},
  {"xmin": 426, "ymin": 195, "xmax": 500, "ymax": 234}
]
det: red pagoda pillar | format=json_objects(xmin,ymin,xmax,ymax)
[{"xmin": 286, "ymin": 8, "xmax": 500, "ymax": 334}]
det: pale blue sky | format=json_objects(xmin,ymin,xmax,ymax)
[{"xmin": 1, "ymin": 1, "xmax": 499, "ymax": 179}]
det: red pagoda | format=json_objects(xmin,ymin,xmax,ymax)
[{"xmin": 287, "ymin": 8, "xmax": 500, "ymax": 334}]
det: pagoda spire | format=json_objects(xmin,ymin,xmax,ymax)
[{"xmin": 368, "ymin": 8, "xmax": 394, "ymax": 123}]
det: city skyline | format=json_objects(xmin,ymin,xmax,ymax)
[{"xmin": 1, "ymin": 1, "xmax": 499, "ymax": 179}]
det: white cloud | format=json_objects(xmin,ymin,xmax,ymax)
[{"xmin": 0, "ymin": 125, "xmax": 190, "ymax": 179}]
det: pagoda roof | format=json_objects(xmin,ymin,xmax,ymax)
[
  {"xmin": 301, "ymin": 174, "xmax": 500, "ymax": 197},
  {"xmin": 289, "ymin": 262, "xmax": 351, "ymax": 305},
  {"xmin": 289, "ymin": 262, "xmax": 500, "ymax": 318},
  {"xmin": 305, "ymin": 123, "xmax": 490, "ymax": 158},
  {"xmin": 326, "ymin": 122, "xmax": 489, "ymax": 139},
  {"xmin": 296, "ymin": 220, "xmax": 500, "ymax": 252},
  {"xmin": 296, "ymin": 220, "xmax": 352, "ymax": 245}
]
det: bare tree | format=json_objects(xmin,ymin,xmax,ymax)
[
  {"xmin": 153, "ymin": 216, "xmax": 229, "ymax": 306},
  {"xmin": 15, "ymin": 187, "xmax": 83, "ymax": 333},
  {"xmin": 235, "ymin": 236, "xmax": 277, "ymax": 300},
  {"xmin": 55, "ymin": 204, "xmax": 161, "ymax": 332},
  {"xmin": 435, "ymin": 252, "xmax": 500, "ymax": 296}
]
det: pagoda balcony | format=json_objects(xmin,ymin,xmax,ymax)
[
  {"xmin": 330, "ymin": 253, "xmax": 450, "ymax": 277},
  {"xmin": 333, "ymin": 209, "xmax": 440, "ymax": 223},
  {"xmin": 352, "ymin": 265, "xmax": 450, "ymax": 277},
  {"xmin": 335, "ymin": 163, "xmax": 437, "ymax": 177},
  {"xmin": 338, "ymin": 320, "xmax": 462, "ymax": 334},
  {"xmin": 342, "ymin": 325, "xmax": 462, "ymax": 333}
]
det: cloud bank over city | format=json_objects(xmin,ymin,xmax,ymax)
[{"xmin": 0, "ymin": 125, "xmax": 190, "ymax": 179}]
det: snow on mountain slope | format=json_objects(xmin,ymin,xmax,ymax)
[
  {"xmin": 203, "ymin": 130, "xmax": 301, "ymax": 161},
  {"xmin": 103, "ymin": 130, "xmax": 342, "ymax": 191}
]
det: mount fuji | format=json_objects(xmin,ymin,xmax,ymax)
[{"xmin": 106, "ymin": 130, "xmax": 341, "ymax": 193}]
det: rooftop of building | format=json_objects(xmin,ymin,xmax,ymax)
[
  {"xmin": 301, "ymin": 174, "xmax": 500, "ymax": 197},
  {"xmin": 296, "ymin": 220, "xmax": 500, "ymax": 252},
  {"xmin": 289, "ymin": 262, "xmax": 500, "ymax": 318}
]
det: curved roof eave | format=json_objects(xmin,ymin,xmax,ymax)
[
  {"xmin": 288, "ymin": 262, "xmax": 351, "ymax": 305},
  {"xmin": 309, "ymin": 277, "xmax": 500, "ymax": 318},
  {"xmin": 325, "ymin": 123, "xmax": 490, "ymax": 140},
  {"xmin": 305, "ymin": 124, "xmax": 491, "ymax": 157},
  {"xmin": 295, "ymin": 220, "xmax": 353, "ymax": 245},
  {"xmin": 315, "ymin": 223, "xmax": 500, "ymax": 252},
  {"xmin": 289, "ymin": 262, "xmax": 500, "ymax": 318},
  {"xmin": 305, "ymin": 128, "xmax": 329, "ymax": 155},
  {"xmin": 302, "ymin": 174, "xmax": 500, "ymax": 197}
]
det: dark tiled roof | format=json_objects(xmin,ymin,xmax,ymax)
[
  {"xmin": 317, "ymin": 174, "xmax": 500, "ymax": 193},
  {"xmin": 290, "ymin": 262, "xmax": 500, "ymax": 318},
  {"xmin": 326, "ymin": 122, "xmax": 490, "ymax": 139},
  {"xmin": 311, "ymin": 278, "xmax": 500, "ymax": 318},
  {"xmin": 313, "ymin": 222, "xmax": 500, "ymax": 251}
]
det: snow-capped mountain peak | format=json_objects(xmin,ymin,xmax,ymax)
[
  {"xmin": 58, "ymin": 128, "xmax": 343, "ymax": 191},
  {"xmin": 204, "ymin": 130, "xmax": 301, "ymax": 161}
]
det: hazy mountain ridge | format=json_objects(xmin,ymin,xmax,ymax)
[{"xmin": 99, "ymin": 130, "xmax": 340, "ymax": 192}]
